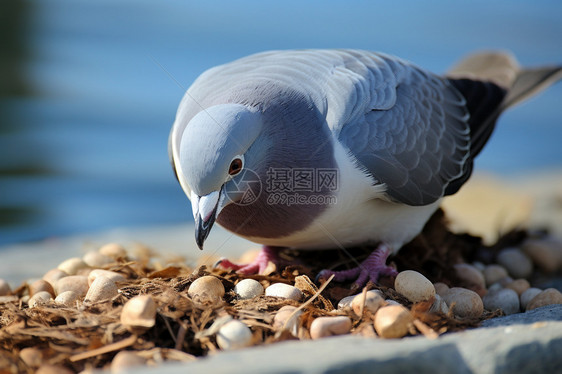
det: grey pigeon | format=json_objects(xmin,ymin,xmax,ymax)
[{"xmin": 169, "ymin": 49, "xmax": 561, "ymax": 286}]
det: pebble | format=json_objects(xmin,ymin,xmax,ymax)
[
  {"xmin": 87, "ymin": 269, "xmax": 126, "ymax": 286},
  {"xmin": 433, "ymin": 282, "xmax": 450, "ymax": 296},
  {"xmin": 57, "ymin": 258, "xmax": 89, "ymax": 275},
  {"xmin": 497, "ymin": 276, "xmax": 514, "ymax": 287},
  {"xmin": 265, "ymin": 283, "xmax": 303, "ymax": 301},
  {"xmin": 520, "ymin": 287, "xmax": 542, "ymax": 310},
  {"xmin": 496, "ymin": 248, "xmax": 533, "ymax": 279},
  {"xmin": 429, "ymin": 294, "xmax": 449, "ymax": 314},
  {"xmin": 309, "ymin": 316, "xmax": 352, "ymax": 339},
  {"xmin": 351, "ymin": 290, "xmax": 386, "ymax": 316},
  {"xmin": 394, "ymin": 270, "xmax": 435, "ymax": 303},
  {"xmin": 84, "ymin": 276, "xmax": 118, "ymax": 303},
  {"xmin": 385, "ymin": 299, "xmax": 401, "ymax": 306},
  {"xmin": 99, "ymin": 243, "xmax": 128, "ymax": 259},
  {"xmin": 55, "ymin": 291, "xmax": 81, "ymax": 306},
  {"xmin": 504, "ymin": 279, "xmax": 530, "ymax": 296},
  {"xmin": 233, "ymin": 279, "xmax": 264, "ymax": 299},
  {"xmin": 526, "ymin": 288, "xmax": 562, "ymax": 311},
  {"xmin": 483, "ymin": 265, "xmax": 509, "ymax": 287},
  {"xmin": 483, "ymin": 288, "xmax": 520, "ymax": 315},
  {"xmin": 83, "ymin": 250, "xmax": 114, "ymax": 268},
  {"xmin": 273, "ymin": 305, "xmax": 302, "ymax": 336},
  {"xmin": 110, "ymin": 351, "xmax": 147, "ymax": 373},
  {"xmin": 487, "ymin": 282, "xmax": 504, "ymax": 293},
  {"xmin": 29, "ymin": 279, "xmax": 55, "ymax": 298},
  {"xmin": 521, "ymin": 239, "xmax": 561, "ymax": 273},
  {"xmin": 0, "ymin": 279, "xmax": 11, "ymax": 296},
  {"xmin": 121, "ymin": 295, "xmax": 157, "ymax": 332},
  {"xmin": 36, "ymin": 365, "xmax": 73, "ymax": 374},
  {"xmin": 373, "ymin": 305, "xmax": 414, "ymax": 339},
  {"xmin": 19, "ymin": 347, "xmax": 43, "ymax": 368},
  {"xmin": 337, "ymin": 295, "xmax": 356, "ymax": 312},
  {"xmin": 188, "ymin": 276, "xmax": 225, "ymax": 306},
  {"xmin": 441, "ymin": 287, "xmax": 484, "ymax": 319},
  {"xmin": 42, "ymin": 269, "xmax": 68, "ymax": 286},
  {"xmin": 216, "ymin": 320, "xmax": 253, "ymax": 350},
  {"xmin": 28, "ymin": 291, "xmax": 52, "ymax": 308},
  {"xmin": 56, "ymin": 275, "xmax": 89, "ymax": 297},
  {"xmin": 454, "ymin": 263, "xmax": 485, "ymax": 289}
]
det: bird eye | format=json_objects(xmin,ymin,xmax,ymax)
[{"xmin": 228, "ymin": 157, "xmax": 243, "ymax": 176}]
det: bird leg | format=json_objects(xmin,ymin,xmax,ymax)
[
  {"xmin": 317, "ymin": 243, "xmax": 398, "ymax": 288},
  {"xmin": 215, "ymin": 246, "xmax": 285, "ymax": 275}
]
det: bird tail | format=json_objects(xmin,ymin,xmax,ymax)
[{"xmin": 447, "ymin": 51, "xmax": 562, "ymax": 110}]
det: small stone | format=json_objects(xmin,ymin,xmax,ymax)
[
  {"xmin": 36, "ymin": 365, "xmax": 73, "ymax": 374},
  {"xmin": 522, "ymin": 239, "xmax": 562, "ymax": 273},
  {"xmin": 28, "ymin": 291, "xmax": 52, "ymax": 308},
  {"xmin": 526, "ymin": 288, "xmax": 562, "ymax": 311},
  {"xmin": 483, "ymin": 288, "xmax": 520, "ymax": 315},
  {"xmin": 273, "ymin": 305, "xmax": 302, "ymax": 336},
  {"xmin": 19, "ymin": 347, "xmax": 43, "ymax": 368},
  {"xmin": 265, "ymin": 283, "xmax": 303, "ymax": 301},
  {"xmin": 310, "ymin": 316, "xmax": 352, "ymax": 339},
  {"xmin": 442, "ymin": 287, "xmax": 484, "ymax": 319},
  {"xmin": 111, "ymin": 351, "xmax": 146, "ymax": 373},
  {"xmin": 351, "ymin": 290, "xmax": 386, "ymax": 316},
  {"xmin": 234, "ymin": 279, "xmax": 264, "ymax": 299},
  {"xmin": 496, "ymin": 248, "xmax": 533, "ymax": 279},
  {"xmin": 43, "ymin": 269, "xmax": 67, "ymax": 285},
  {"xmin": 87, "ymin": 269, "xmax": 126, "ymax": 286},
  {"xmin": 520, "ymin": 287, "xmax": 542, "ymax": 310},
  {"xmin": 56, "ymin": 275, "xmax": 89, "ymax": 297},
  {"xmin": 483, "ymin": 265, "xmax": 509, "ymax": 287},
  {"xmin": 29, "ymin": 279, "xmax": 55, "ymax": 298},
  {"xmin": 488, "ymin": 282, "xmax": 504, "ymax": 293},
  {"xmin": 454, "ymin": 263, "xmax": 485, "ymax": 289},
  {"xmin": 429, "ymin": 294, "xmax": 449, "ymax": 314},
  {"xmin": 84, "ymin": 276, "xmax": 118, "ymax": 303},
  {"xmin": 57, "ymin": 257, "xmax": 88, "ymax": 275},
  {"xmin": 55, "ymin": 291, "xmax": 80, "ymax": 306},
  {"xmin": 395, "ymin": 270, "xmax": 435, "ymax": 303},
  {"xmin": 83, "ymin": 250, "xmax": 114, "ymax": 268},
  {"xmin": 99, "ymin": 243, "xmax": 128, "ymax": 259},
  {"xmin": 216, "ymin": 320, "xmax": 253, "ymax": 350},
  {"xmin": 121, "ymin": 295, "xmax": 157, "ymax": 332},
  {"xmin": 385, "ymin": 299, "xmax": 401, "ymax": 306},
  {"xmin": 0, "ymin": 279, "xmax": 11, "ymax": 296},
  {"xmin": 337, "ymin": 295, "xmax": 356, "ymax": 312},
  {"xmin": 188, "ymin": 276, "xmax": 225, "ymax": 306},
  {"xmin": 373, "ymin": 305, "xmax": 414, "ymax": 339},
  {"xmin": 433, "ymin": 282, "xmax": 450, "ymax": 296},
  {"xmin": 497, "ymin": 276, "xmax": 514, "ymax": 287},
  {"xmin": 505, "ymin": 279, "xmax": 530, "ymax": 296},
  {"xmin": 472, "ymin": 261, "xmax": 485, "ymax": 272}
]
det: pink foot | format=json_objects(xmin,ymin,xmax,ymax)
[
  {"xmin": 317, "ymin": 243, "xmax": 398, "ymax": 287},
  {"xmin": 215, "ymin": 246, "xmax": 283, "ymax": 275}
]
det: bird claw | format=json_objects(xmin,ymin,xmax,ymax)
[{"xmin": 214, "ymin": 246, "xmax": 281, "ymax": 275}]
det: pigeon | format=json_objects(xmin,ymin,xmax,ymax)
[{"xmin": 169, "ymin": 49, "xmax": 561, "ymax": 286}]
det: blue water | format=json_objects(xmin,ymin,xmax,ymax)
[{"xmin": 1, "ymin": 0, "xmax": 561, "ymax": 245}]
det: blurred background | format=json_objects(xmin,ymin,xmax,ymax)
[{"xmin": 1, "ymin": 0, "xmax": 561, "ymax": 246}]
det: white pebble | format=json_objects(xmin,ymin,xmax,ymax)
[
  {"xmin": 29, "ymin": 280, "xmax": 55, "ymax": 298},
  {"xmin": 441, "ymin": 287, "xmax": 484, "ymax": 319},
  {"xmin": 483, "ymin": 288, "xmax": 520, "ymax": 315},
  {"xmin": 395, "ymin": 270, "xmax": 435, "ymax": 303},
  {"xmin": 42, "ymin": 269, "xmax": 67, "ymax": 286},
  {"xmin": 373, "ymin": 305, "xmax": 414, "ymax": 339},
  {"xmin": 454, "ymin": 263, "xmax": 486, "ymax": 289},
  {"xmin": 83, "ymin": 251, "xmax": 114, "ymax": 268},
  {"xmin": 520, "ymin": 287, "xmax": 542, "ymax": 310},
  {"xmin": 273, "ymin": 305, "xmax": 302, "ymax": 336},
  {"xmin": 310, "ymin": 316, "xmax": 352, "ymax": 339},
  {"xmin": 99, "ymin": 243, "xmax": 128, "ymax": 259},
  {"xmin": 57, "ymin": 258, "xmax": 88, "ymax": 275},
  {"xmin": 234, "ymin": 279, "xmax": 264, "ymax": 299},
  {"xmin": 351, "ymin": 290, "xmax": 386, "ymax": 316},
  {"xmin": 19, "ymin": 347, "xmax": 43, "ymax": 368},
  {"xmin": 188, "ymin": 276, "xmax": 225, "ymax": 306},
  {"xmin": 0, "ymin": 279, "xmax": 11, "ymax": 296},
  {"xmin": 496, "ymin": 248, "xmax": 533, "ymax": 279},
  {"xmin": 111, "ymin": 351, "xmax": 146, "ymax": 373},
  {"xmin": 337, "ymin": 295, "xmax": 356, "ymax": 312},
  {"xmin": 265, "ymin": 283, "xmax": 303, "ymax": 301},
  {"xmin": 216, "ymin": 320, "xmax": 253, "ymax": 350},
  {"xmin": 28, "ymin": 291, "xmax": 52, "ymax": 308},
  {"xmin": 121, "ymin": 295, "xmax": 157, "ymax": 332},
  {"xmin": 56, "ymin": 275, "xmax": 89, "ymax": 297},
  {"xmin": 55, "ymin": 291, "xmax": 80, "ymax": 306},
  {"xmin": 483, "ymin": 265, "xmax": 509, "ymax": 287},
  {"xmin": 84, "ymin": 276, "xmax": 118, "ymax": 303},
  {"xmin": 385, "ymin": 299, "xmax": 401, "ymax": 306},
  {"xmin": 88, "ymin": 269, "xmax": 126, "ymax": 286}
]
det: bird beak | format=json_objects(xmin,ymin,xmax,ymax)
[{"xmin": 191, "ymin": 189, "xmax": 224, "ymax": 250}]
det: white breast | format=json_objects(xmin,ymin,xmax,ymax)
[{"xmin": 243, "ymin": 139, "xmax": 441, "ymax": 253}]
